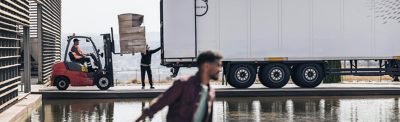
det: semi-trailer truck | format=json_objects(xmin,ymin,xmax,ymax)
[{"xmin": 160, "ymin": 0, "xmax": 400, "ymax": 88}]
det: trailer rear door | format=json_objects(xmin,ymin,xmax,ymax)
[{"xmin": 162, "ymin": 0, "xmax": 196, "ymax": 59}]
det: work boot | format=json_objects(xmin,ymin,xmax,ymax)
[
  {"xmin": 394, "ymin": 76, "xmax": 399, "ymax": 82},
  {"xmin": 88, "ymin": 66, "xmax": 94, "ymax": 72},
  {"xmin": 150, "ymin": 86, "xmax": 155, "ymax": 89}
]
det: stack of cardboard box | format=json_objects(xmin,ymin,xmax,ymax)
[{"xmin": 118, "ymin": 13, "xmax": 147, "ymax": 54}]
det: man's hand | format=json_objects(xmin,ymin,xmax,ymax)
[
  {"xmin": 72, "ymin": 52, "xmax": 83, "ymax": 60},
  {"xmin": 135, "ymin": 114, "xmax": 147, "ymax": 122},
  {"xmin": 83, "ymin": 53, "xmax": 92, "ymax": 57}
]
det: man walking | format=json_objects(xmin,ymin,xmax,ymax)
[
  {"xmin": 136, "ymin": 51, "xmax": 223, "ymax": 122},
  {"xmin": 141, "ymin": 45, "xmax": 161, "ymax": 89}
]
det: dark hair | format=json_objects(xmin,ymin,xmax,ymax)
[
  {"xmin": 73, "ymin": 39, "xmax": 80, "ymax": 43},
  {"xmin": 196, "ymin": 50, "xmax": 223, "ymax": 68}
]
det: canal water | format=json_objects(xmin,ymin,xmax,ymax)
[{"xmin": 26, "ymin": 96, "xmax": 400, "ymax": 122}]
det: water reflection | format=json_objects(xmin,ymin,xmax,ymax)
[
  {"xmin": 27, "ymin": 97, "xmax": 400, "ymax": 122},
  {"xmin": 42, "ymin": 100, "xmax": 114, "ymax": 122}
]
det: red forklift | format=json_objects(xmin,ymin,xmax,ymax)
[{"xmin": 51, "ymin": 31, "xmax": 117, "ymax": 90}]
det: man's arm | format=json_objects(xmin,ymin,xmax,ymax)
[
  {"xmin": 76, "ymin": 46, "xmax": 87, "ymax": 56},
  {"xmin": 71, "ymin": 52, "xmax": 82, "ymax": 59},
  {"xmin": 149, "ymin": 47, "xmax": 161, "ymax": 54},
  {"xmin": 141, "ymin": 80, "xmax": 184, "ymax": 117}
]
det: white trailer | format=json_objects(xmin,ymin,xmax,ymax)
[{"xmin": 160, "ymin": 0, "xmax": 400, "ymax": 88}]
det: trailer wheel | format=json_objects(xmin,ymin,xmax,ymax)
[
  {"xmin": 55, "ymin": 77, "xmax": 69, "ymax": 90},
  {"xmin": 291, "ymin": 65, "xmax": 301, "ymax": 86},
  {"xmin": 293, "ymin": 64, "xmax": 324, "ymax": 88},
  {"xmin": 258, "ymin": 63, "xmax": 290, "ymax": 88},
  {"xmin": 227, "ymin": 64, "xmax": 256, "ymax": 88},
  {"xmin": 95, "ymin": 75, "xmax": 112, "ymax": 90}
]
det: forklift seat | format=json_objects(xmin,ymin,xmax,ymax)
[{"xmin": 66, "ymin": 52, "xmax": 83, "ymax": 72}]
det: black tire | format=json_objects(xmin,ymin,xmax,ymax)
[
  {"xmin": 293, "ymin": 64, "xmax": 324, "ymax": 88},
  {"xmin": 55, "ymin": 77, "xmax": 69, "ymax": 90},
  {"xmin": 227, "ymin": 64, "xmax": 256, "ymax": 89},
  {"xmin": 258, "ymin": 63, "xmax": 290, "ymax": 88},
  {"xmin": 290, "ymin": 65, "xmax": 302, "ymax": 87},
  {"xmin": 95, "ymin": 75, "xmax": 112, "ymax": 90}
]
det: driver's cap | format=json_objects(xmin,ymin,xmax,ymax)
[{"xmin": 73, "ymin": 39, "xmax": 80, "ymax": 42}]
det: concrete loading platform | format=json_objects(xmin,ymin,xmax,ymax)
[{"xmin": 31, "ymin": 83, "xmax": 400, "ymax": 99}]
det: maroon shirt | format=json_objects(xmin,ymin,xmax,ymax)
[{"xmin": 143, "ymin": 74, "xmax": 215, "ymax": 122}]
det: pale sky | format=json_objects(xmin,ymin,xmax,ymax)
[{"xmin": 61, "ymin": 0, "xmax": 160, "ymax": 34}]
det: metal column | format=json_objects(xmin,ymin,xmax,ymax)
[{"xmin": 23, "ymin": 27, "xmax": 31, "ymax": 93}]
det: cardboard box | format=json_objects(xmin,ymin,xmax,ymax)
[
  {"xmin": 119, "ymin": 27, "xmax": 145, "ymax": 34},
  {"xmin": 119, "ymin": 27, "xmax": 147, "ymax": 54},
  {"xmin": 118, "ymin": 13, "xmax": 144, "ymax": 27},
  {"xmin": 120, "ymin": 34, "xmax": 145, "ymax": 41},
  {"xmin": 119, "ymin": 21, "xmax": 143, "ymax": 28},
  {"xmin": 119, "ymin": 27, "xmax": 146, "ymax": 42},
  {"xmin": 120, "ymin": 45, "xmax": 147, "ymax": 54},
  {"xmin": 120, "ymin": 39, "xmax": 146, "ymax": 46}
]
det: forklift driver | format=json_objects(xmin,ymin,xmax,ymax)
[{"xmin": 71, "ymin": 39, "xmax": 93, "ymax": 72}]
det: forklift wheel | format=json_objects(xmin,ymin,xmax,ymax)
[
  {"xmin": 95, "ymin": 75, "xmax": 111, "ymax": 90},
  {"xmin": 55, "ymin": 77, "xmax": 70, "ymax": 90}
]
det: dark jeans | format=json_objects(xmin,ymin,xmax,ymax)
[
  {"xmin": 76, "ymin": 57, "xmax": 91, "ymax": 65},
  {"xmin": 141, "ymin": 66, "xmax": 153, "ymax": 87}
]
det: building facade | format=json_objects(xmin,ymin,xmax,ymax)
[
  {"xmin": 0, "ymin": 0, "xmax": 30, "ymax": 109},
  {"xmin": 29, "ymin": 0, "xmax": 62, "ymax": 84}
]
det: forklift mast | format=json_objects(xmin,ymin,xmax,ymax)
[{"xmin": 101, "ymin": 33, "xmax": 114, "ymax": 85}]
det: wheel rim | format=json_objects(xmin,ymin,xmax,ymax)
[
  {"xmin": 58, "ymin": 80, "xmax": 66, "ymax": 88},
  {"xmin": 303, "ymin": 66, "xmax": 318, "ymax": 82},
  {"xmin": 268, "ymin": 67, "xmax": 284, "ymax": 83},
  {"xmin": 235, "ymin": 67, "xmax": 250, "ymax": 83},
  {"xmin": 98, "ymin": 77, "xmax": 109, "ymax": 88}
]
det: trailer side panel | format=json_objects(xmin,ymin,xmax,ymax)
[{"xmin": 163, "ymin": 0, "xmax": 196, "ymax": 59}]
